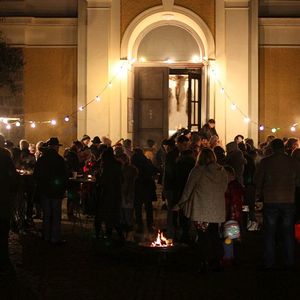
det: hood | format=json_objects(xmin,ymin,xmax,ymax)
[
  {"xmin": 226, "ymin": 141, "xmax": 238, "ymax": 153},
  {"xmin": 204, "ymin": 163, "xmax": 227, "ymax": 184}
]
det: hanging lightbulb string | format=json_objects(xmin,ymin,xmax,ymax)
[
  {"xmin": 64, "ymin": 60, "xmax": 128, "ymax": 119},
  {"xmin": 211, "ymin": 73, "xmax": 296, "ymax": 133},
  {"xmin": 2, "ymin": 60, "xmax": 131, "ymax": 130}
]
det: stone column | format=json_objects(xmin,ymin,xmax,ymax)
[
  {"xmin": 225, "ymin": 0, "xmax": 250, "ymax": 142},
  {"xmin": 86, "ymin": 0, "xmax": 110, "ymax": 139}
]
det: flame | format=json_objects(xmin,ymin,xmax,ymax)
[{"xmin": 151, "ymin": 230, "xmax": 173, "ymax": 247}]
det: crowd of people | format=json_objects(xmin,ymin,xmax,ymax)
[{"xmin": 1, "ymin": 118, "xmax": 300, "ymax": 272}]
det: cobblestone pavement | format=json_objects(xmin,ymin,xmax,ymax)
[{"xmin": 1, "ymin": 201, "xmax": 300, "ymax": 300}]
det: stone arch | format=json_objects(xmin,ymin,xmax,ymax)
[{"xmin": 121, "ymin": 5, "xmax": 215, "ymax": 61}]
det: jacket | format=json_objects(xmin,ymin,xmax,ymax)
[
  {"xmin": 254, "ymin": 152, "xmax": 300, "ymax": 203},
  {"xmin": 34, "ymin": 148, "xmax": 67, "ymax": 199},
  {"xmin": 178, "ymin": 163, "xmax": 228, "ymax": 223}
]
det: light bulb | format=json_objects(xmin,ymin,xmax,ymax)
[
  {"xmin": 108, "ymin": 82, "xmax": 112, "ymax": 88},
  {"xmin": 191, "ymin": 55, "xmax": 201, "ymax": 63},
  {"xmin": 96, "ymin": 96, "xmax": 101, "ymax": 102},
  {"xmin": 16, "ymin": 121, "xmax": 21, "ymax": 127},
  {"xmin": 231, "ymin": 103, "xmax": 237, "ymax": 110},
  {"xmin": 271, "ymin": 128, "xmax": 277, "ymax": 133},
  {"xmin": 31, "ymin": 122, "xmax": 36, "ymax": 128},
  {"xmin": 79, "ymin": 106, "xmax": 84, "ymax": 111},
  {"xmin": 6, "ymin": 124, "xmax": 11, "ymax": 130},
  {"xmin": 244, "ymin": 117, "xmax": 250, "ymax": 123},
  {"xmin": 64, "ymin": 116, "xmax": 70, "ymax": 122},
  {"xmin": 51, "ymin": 119, "xmax": 57, "ymax": 125},
  {"xmin": 220, "ymin": 88, "xmax": 225, "ymax": 94},
  {"xmin": 291, "ymin": 126, "xmax": 296, "ymax": 132},
  {"xmin": 259, "ymin": 125, "xmax": 264, "ymax": 131}
]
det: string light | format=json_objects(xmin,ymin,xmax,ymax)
[
  {"xmin": 230, "ymin": 103, "xmax": 237, "ymax": 110},
  {"xmin": 6, "ymin": 124, "xmax": 11, "ymax": 130},
  {"xmin": 2, "ymin": 58, "xmax": 297, "ymax": 133},
  {"xmin": 191, "ymin": 55, "xmax": 201, "ymax": 63}
]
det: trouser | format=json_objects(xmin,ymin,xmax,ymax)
[
  {"xmin": 196, "ymin": 223, "xmax": 224, "ymax": 263},
  {"xmin": 134, "ymin": 199, "xmax": 153, "ymax": 228},
  {"xmin": 0, "ymin": 217, "xmax": 11, "ymax": 266},
  {"xmin": 263, "ymin": 203, "xmax": 295, "ymax": 268},
  {"xmin": 42, "ymin": 196, "xmax": 62, "ymax": 242},
  {"xmin": 121, "ymin": 208, "xmax": 134, "ymax": 231}
]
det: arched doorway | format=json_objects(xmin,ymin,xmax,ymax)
[{"xmin": 121, "ymin": 6, "xmax": 215, "ymax": 146}]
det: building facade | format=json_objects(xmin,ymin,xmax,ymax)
[{"xmin": 0, "ymin": 0, "xmax": 300, "ymax": 147}]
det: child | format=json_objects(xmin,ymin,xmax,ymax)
[{"xmin": 223, "ymin": 166, "xmax": 244, "ymax": 265}]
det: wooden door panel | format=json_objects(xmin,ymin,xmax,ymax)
[
  {"xmin": 140, "ymin": 100, "xmax": 163, "ymax": 129},
  {"xmin": 134, "ymin": 67, "xmax": 169, "ymax": 147},
  {"xmin": 139, "ymin": 70, "xmax": 164, "ymax": 99}
]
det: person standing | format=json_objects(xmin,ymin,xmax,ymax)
[
  {"xmin": 95, "ymin": 147, "xmax": 124, "ymax": 240},
  {"xmin": 34, "ymin": 137, "xmax": 67, "ymax": 244},
  {"xmin": 255, "ymin": 138, "xmax": 300, "ymax": 270},
  {"xmin": 0, "ymin": 146, "xmax": 17, "ymax": 269},
  {"xmin": 174, "ymin": 148, "xmax": 228, "ymax": 271}
]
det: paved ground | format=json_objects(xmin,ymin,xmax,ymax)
[{"xmin": 1, "ymin": 201, "xmax": 300, "ymax": 300}]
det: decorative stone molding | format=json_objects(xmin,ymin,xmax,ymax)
[
  {"xmin": 0, "ymin": 17, "xmax": 77, "ymax": 47},
  {"xmin": 225, "ymin": 0, "xmax": 249, "ymax": 8},
  {"xmin": 260, "ymin": 18, "xmax": 300, "ymax": 46},
  {"xmin": 121, "ymin": 5, "xmax": 215, "ymax": 60},
  {"xmin": 162, "ymin": 0, "xmax": 174, "ymax": 11},
  {"xmin": 86, "ymin": 0, "xmax": 111, "ymax": 8}
]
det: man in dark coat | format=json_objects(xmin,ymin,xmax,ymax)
[
  {"xmin": 0, "ymin": 146, "xmax": 17, "ymax": 268},
  {"xmin": 200, "ymin": 119, "xmax": 218, "ymax": 141},
  {"xmin": 34, "ymin": 137, "xmax": 67, "ymax": 244},
  {"xmin": 255, "ymin": 138, "xmax": 300, "ymax": 270}
]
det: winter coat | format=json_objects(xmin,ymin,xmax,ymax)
[
  {"xmin": 0, "ymin": 148, "xmax": 18, "ymax": 219},
  {"xmin": 121, "ymin": 164, "xmax": 138, "ymax": 209},
  {"xmin": 178, "ymin": 163, "xmax": 228, "ymax": 223},
  {"xmin": 225, "ymin": 142, "xmax": 247, "ymax": 185},
  {"xmin": 34, "ymin": 148, "xmax": 67, "ymax": 199},
  {"xmin": 254, "ymin": 152, "xmax": 300, "ymax": 203},
  {"xmin": 174, "ymin": 150, "xmax": 196, "ymax": 203},
  {"xmin": 225, "ymin": 180, "xmax": 244, "ymax": 223},
  {"xmin": 132, "ymin": 152, "xmax": 157, "ymax": 202},
  {"xmin": 97, "ymin": 160, "xmax": 122, "ymax": 223}
]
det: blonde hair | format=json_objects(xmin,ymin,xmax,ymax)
[{"xmin": 196, "ymin": 147, "xmax": 216, "ymax": 166}]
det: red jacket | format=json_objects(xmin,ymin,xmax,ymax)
[{"xmin": 225, "ymin": 180, "xmax": 244, "ymax": 223}]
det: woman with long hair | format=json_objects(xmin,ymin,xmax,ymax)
[{"xmin": 174, "ymin": 148, "xmax": 228, "ymax": 271}]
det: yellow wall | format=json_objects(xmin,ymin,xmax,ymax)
[
  {"xmin": 23, "ymin": 48, "xmax": 77, "ymax": 151},
  {"xmin": 121, "ymin": 0, "xmax": 215, "ymax": 37},
  {"xmin": 174, "ymin": 0, "xmax": 215, "ymax": 36},
  {"xmin": 259, "ymin": 47, "xmax": 300, "ymax": 142},
  {"xmin": 121, "ymin": 0, "xmax": 161, "ymax": 36}
]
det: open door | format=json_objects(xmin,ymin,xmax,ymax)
[
  {"xmin": 187, "ymin": 71, "xmax": 202, "ymax": 132},
  {"xmin": 133, "ymin": 67, "xmax": 169, "ymax": 147}
]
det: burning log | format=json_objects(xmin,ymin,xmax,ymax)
[{"xmin": 151, "ymin": 230, "xmax": 173, "ymax": 247}]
